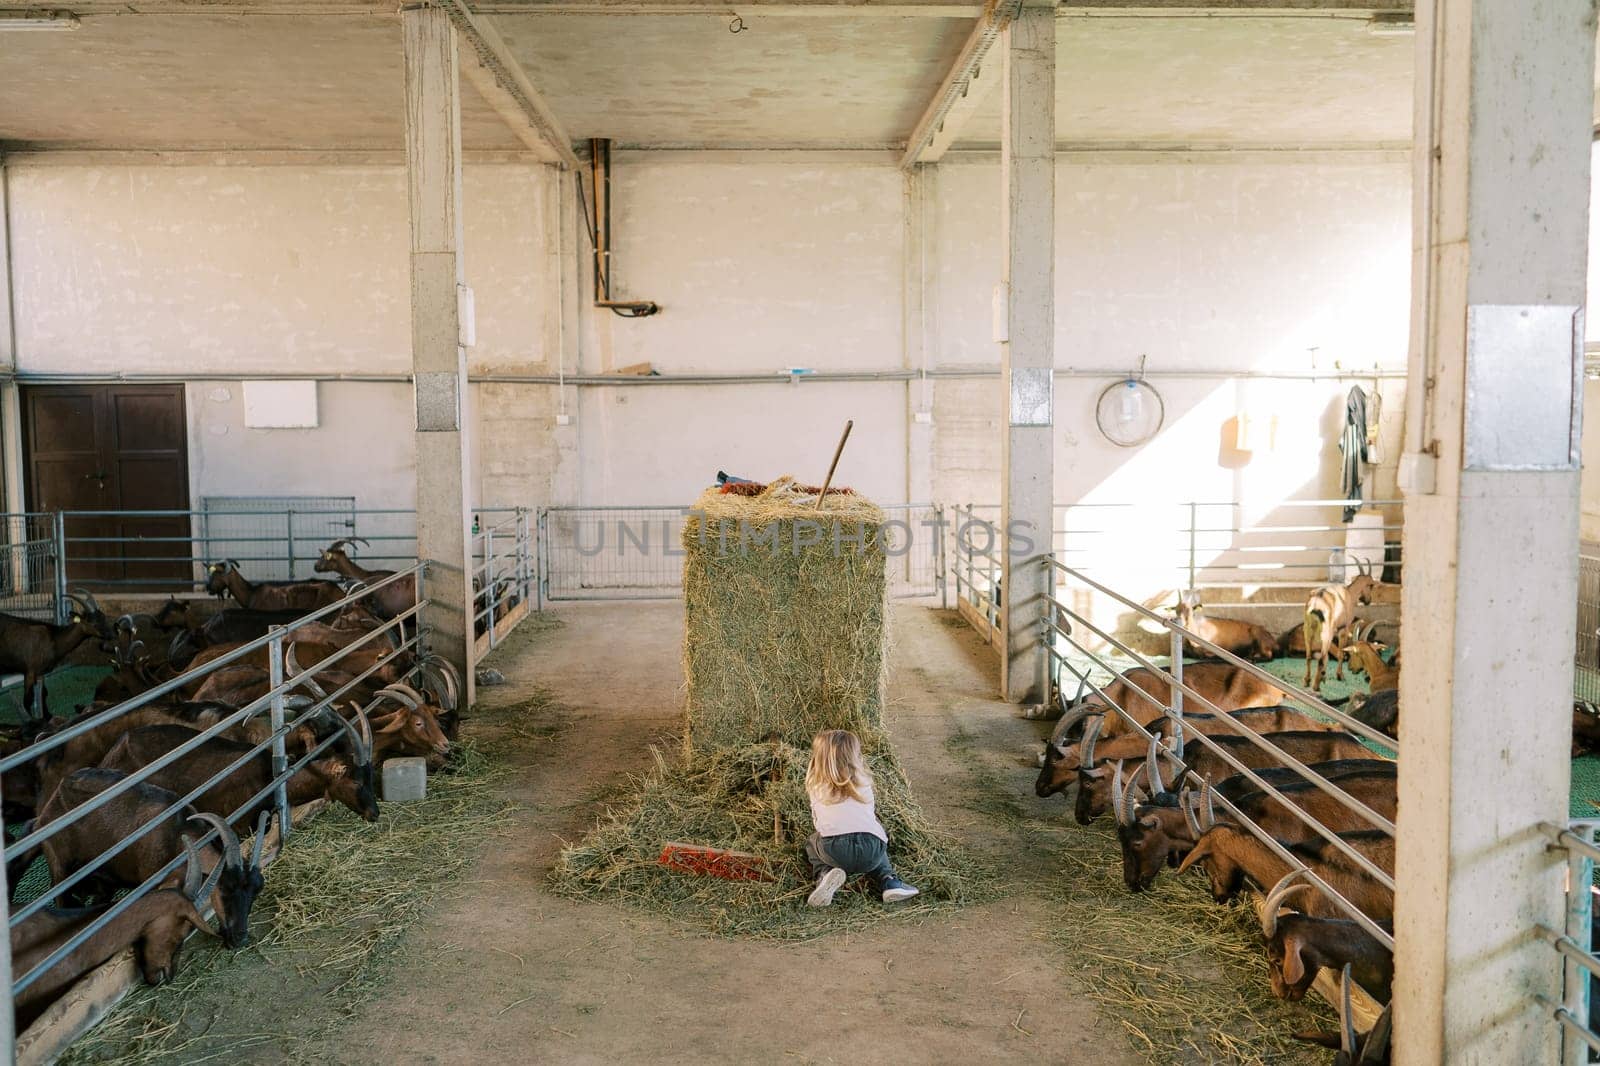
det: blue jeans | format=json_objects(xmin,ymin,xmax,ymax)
[{"xmin": 805, "ymin": 831, "xmax": 896, "ymax": 887}]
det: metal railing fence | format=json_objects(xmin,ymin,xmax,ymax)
[
  {"xmin": 536, "ymin": 503, "xmax": 946, "ymax": 602},
  {"xmin": 471, "ymin": 508, "xmax": 534, "ymax": 661},
  {"xmin": 1576, "ymin": 554, "xmax": 1600, "ymax": 703},
  {"xmin": 1043, "ymin": 557, "xmax": 1399, "ymax": 954},
  {"xmin": 0, "ymin": 514, "xmax": 62, "ymax": 623},
  {"xmin": 949, "ymin": 503, "xmax": 1000, "ymax": 643},
  {"xmin": 1537, "ymin": 820, "xmax": 1600, "ymax": 1065},
  {"xmin": 0, "ymin": 565, "xmax": 437, "ymax": 1006}
]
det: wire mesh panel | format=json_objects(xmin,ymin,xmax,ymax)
[
  {"xmin": 201, "ymin": 496, "xmax": 356, "ymax": 582},
  {"xmin": 0, "ymin": 514, "xmax": 60, "ymax": 621},
  {"xmin": 880, "ymin": 504, "xmax": 945, "ymax": 598},
  {"xmin": 542, "ymin": 507, "xmax": 690, "ymax": 600},
  {"xmin": 1576, "ymin": 554, "xmax": 1600, "ymax": 702}
]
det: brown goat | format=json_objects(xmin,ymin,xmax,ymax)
[
  {"xmin": 1042, "ymin": 703, "xmax": 1342, "ymax": 776},
  {"xmin": 1062, "ymin": 729, "xmax": 1376, "ymax": 825},
  {"xmin": 1051, "ymin": 662, "xmax": 1287, "ymax": 747},
  {"xmin": 0, "ymin": 589, "xmax": 114, "ymax": 719},
  {"xmin": 11, "ymin": 888, "xmax": 215, "ymax": 1029},
  {"xmin": 314, "ymin": 540, "xmax": 415, "ymax": 621},
  {"xmin": 183, "ymin": 638, "xmax": 404, "ymax": 695},
  {"xmin": 203, "ymin": 561, "xmax": 345, "ymax": 612},
  {"xmin": 1176, "ymin": 823, "xmax": 1394, "ymax": 922},
  {"xmin": 1304, "ymin": 560, "xmax": 1379, "ymax": 689},
  {"xmin": 1173, "ymin": 594, "xmax": 1277, "ymax": 661},
  {"xmin": 97, "ymin": 716, "xmax": 378, "ymax": 825},
  {"xmin": 1112, "ymin": 759, "xmax": 1396, "ymax": 893},
  {"xmin": 26, "ymin": 769, "xmax": 267, "ymax": 949},
  {"xmin": 1342, "ymin": 625, "xmax": 1399, "ymax": 692},
  {"xmin": 1260, "ymin": 872, "xmax": 1393, "ymax": 1003}
]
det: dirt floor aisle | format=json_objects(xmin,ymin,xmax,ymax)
[{"xmin": 329, "ymin": 602, "xmax": 1143, "ymax": 1066}]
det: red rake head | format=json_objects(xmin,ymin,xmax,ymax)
[{"xmin": 658, "ymin": 842, "xmax": 774, "ymax": 882}]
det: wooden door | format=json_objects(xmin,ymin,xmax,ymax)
[{"xmin": 23, "ymin": 386, "xmax": 191, "ymax": 590}]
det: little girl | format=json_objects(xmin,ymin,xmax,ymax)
[{"xmin": 803, "ymin": 729, "xmax": 919, "ymax": 906}]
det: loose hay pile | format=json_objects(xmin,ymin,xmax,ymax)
[{"xmin": 553, "ymin": 479, "xmax": 974, "ymax": 936}]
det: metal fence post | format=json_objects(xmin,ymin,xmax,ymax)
[
  {"xmin": 1039, "ymin": 556, "xmax": 1054, "ymax": 703},
  {"xmin": 0, "ymin": 803, "xmax": 14, "ymax": 1065},
  {"xmin": 936, "ymin": 503, "xmax": 948, "ymax": 609},
  {"xmin": 51, "ymin": 511, "xmax": 67, "ymax": 625},
  {"xmin": 536, "ymin": 507, "xmax": 548, "ymax": 611},
  {"xmin": 286, "ymin": 509, "xmax": 297, "ymax": 579},
  {"xmin": 1169, "ymin": 623, "xmax": 1185, "ymax": 759},
  {"xmin": 1186, "ymin": 501, "xmax": 1198, "ymax": 594},
  {"xmin": 267, "ymin": 626, "xmax": 292, "ymax": 837},
  {"xmin": 1562, "ymin": 823, "xmax": 1596, "ymax": 1066},
  {"xmin": 484, "ymin": 527, "xmax": 498, "ymax": 651},
  {"xmin": 964, "ymin": 504, "xmax": 974, "ymax": 610},
  {"xmin": 518, "ymin": 508, "xmax": 532, "ymax": 607}
]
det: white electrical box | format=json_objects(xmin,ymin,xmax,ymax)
[{"xmin": 243, "ymin": 380, "xmax": 318, "ymax": 429}]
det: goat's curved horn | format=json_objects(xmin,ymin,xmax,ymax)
[
  {"xmin": 1146, "ymin": 733, "xmax": 1168, "ymax": 794},
  {"xmin": 420, "ymin": 654, "xmax": 461, "ymax": 710},
  {"xmin": 1339, "ymin": 965, "xmax": 1357, "ymax": 1058},
  {"xmin": 1183, "ymin": 792, "xmax": 1203, "ymax": 838},
  {"xmin": 1362, "ymin": 1003, "xmax": 1394, "ymax": 1065},
  {"xmin": 69, "ymin": 587, "xmax": 101, "ymax": 611},
  {"xmin": 1260, "ymin": 869, "xmax": 1311, "ymax": 939},
  {"xmin": 334, "ymin": 707, "xmax": 373, "ymax": 767},
  {"xmin": 180, "ymin": 834, "xmax": 203, "ymax": 898},
  {"xmin": 375, "ymin": 684, "xmax": 421, "ymax": 710},
  {"xmin": 285, "ymin": 643, "xmax": 327, "ymax": 701},
  {"xmin": 188, "ymin": 812, "xmax": 242, "ymax": 871},
  {"xmin": 1078, "ymin": 715, "xmax": 1103, "ymax": 769},
  {"xmin": 1120, "ymin": 762, "xmax": 1146, "ymax": 827},
  {"xmin": 1201, "ymin": 781, "xmax": 1216, "ymax": 830},
  {"xmin": 1112, "ymin": 761, "xmax": 1129, "ymax": 826},
  {"xmin": 391, "ymin": 682, "xmax": 431, "ymax": 707},
  {"xmin": 249, "ymin": 810, "xmax": 271, "ymax": 871},
  {"xmin": 115, "ymin": 613, "xmax": 137, "ymax": 633}
]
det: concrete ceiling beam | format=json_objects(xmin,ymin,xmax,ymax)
[
  {"xmin": 428, "ymin": 1, "xmax": 580, "ymax": 168},
  {"xmin": 900, "ymin": 0, "xmax": 1020, "ymax": 168}
]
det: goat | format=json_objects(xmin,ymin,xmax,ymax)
[
  {"xmin": 314, "ymin": 539, "xmax": 415, "ymax": 621},
  {"xmin": 1277, "ymin": 622, "xmax": 1308, "ymax": 658},
  {"xmin": 1261, "ymin": 872, "xmax": 1393, "ymax": 1002},
  {"xmin": 1574, "ymin": 700, "xmax": 1600, "ymax": 757},
  {"xmin": 1176, "ymin": 823, "xmax": 1394, "ymax": 922},
  {"xmin": 1328, "ymin": 689, "xmax": 1399, "ymax": 742},
  {"xmin": 363, "ymin": 685, "xmax": 451, "ymax": 768},
  {"xmin": 1065, "ymin": 728, "xmax": 1375, "ymax": 825},
  {"xmin": 25, "ymin": 769, "xmax": 268, "ymax": 949},
  {"xmin": 97, "ymin": 712, "xmax": 378, "ymax": 824},
  {"xmin": 1304, "ymin": 559, "xmax": 1379, "ymax": 689},
  {"xmin": 1341, "ymin": 623, "xmax": 1398, "ymax": 692},
  {"xmin": 183, "ymin": 638, "xmax": 404, "ymax": 694},
  {"xmin": 187, "ymin": 643, "xmax": 379, "ymax": 709},
  {"xmin": 1112, "ymin": 760, "xmax": 1397, "ymax": 893},
  {"xmin": 203, "ymin": 560, "xmax": 345, "ymax": 612},
  {"xmin": 1294, "ymin": 965, "xmax": 1392, "ymax": 1065},
  {"xmin": 1051, "ymin": 662, "xmax": 1287, "ymax": 747},
  {"xmin": 0, "ymin": 589, "xmax": 113, "ymax": 720},
  {"xmin": 1040, "ymin": 702, "xmax": 1343, "ymax": 774},
  {"xmin": 11, "ymin": 884, "xmax": 216, "ymax": 1029},
  {"xmin": 1172, "ymin": 592, "xmax": 1277, "ymax": 661}
]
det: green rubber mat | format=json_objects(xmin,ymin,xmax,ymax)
[{"xmin": 0, "ymin": 665, "xmax": 113, "ymax": 725}]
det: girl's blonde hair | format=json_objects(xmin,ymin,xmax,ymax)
[{"xmin": 806, "ymin": 729, "xmax": 872, "ymax": 804}]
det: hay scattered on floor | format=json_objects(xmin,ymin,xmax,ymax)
[
  {"xmin": 1044, "ymin": 825, "xmax": 1336, "ymax": 1066},
  {"xmin": 57, "ymin": 693, "xmax": 544, "ymax": 1066},
  {"xmin": 550, "ymin": 731, "xmax": 982, "ymax": 939}
]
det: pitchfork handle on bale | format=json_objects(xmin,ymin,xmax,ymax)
[{"xmin": 815, "ymin": 420, "xmax": 854, "ymax": 509}]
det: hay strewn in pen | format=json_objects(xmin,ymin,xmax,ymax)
[
  {"xmin": 550, "ymin": 731, "xmax": 980, "ymax": 938},
  {"xmin": 682, "ymin": 480, "xmax": 888, "ymax": 750},
  {"xmin": 1046, "ymin": 824, "xmax": 1336, "ymax": 1066},
  {"xmin": 556, "ymin": 480, "xmax": 975, "ymax": 935}
]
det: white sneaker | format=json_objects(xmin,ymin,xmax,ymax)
[
  {"xmin": 881, "ymin": 878, "xmax": 920, "ymax": 903},
  {"xmin": 807, "ymin": 867, "xmax": 847, "ymax": 907}
]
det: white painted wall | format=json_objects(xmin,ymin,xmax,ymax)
[{"xmin": 2, "ymin": 153, "xmax": 1415, "ymax": 556}]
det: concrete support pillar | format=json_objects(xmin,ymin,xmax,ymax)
[
  {"xmin": 903, "ymin": 164, "xmax": 934, "ymax": 508},
  {"xmin": 998, "ymin": 4, "xmax": 1054, "ymax": 704},
  {"xmin": 403, "ymin": 4, "xmax": 475, "ymax": 706},
  {"xmin": 1394, "ymin": 2, "xmax": 1595, "ymax": 1061},
  {"xmin": 0, "ymin": 166, "xmax": 23, "ymax": 520}
]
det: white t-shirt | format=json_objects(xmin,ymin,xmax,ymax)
[{"xmin": 808, "ymin": 780, "xmax": 888, "ymax": 841}]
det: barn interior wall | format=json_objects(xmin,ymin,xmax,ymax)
[{"xmin": 3, "ymin": 152, "xmax": 1417, "ymax": 545}]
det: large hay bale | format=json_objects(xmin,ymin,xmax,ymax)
[{"xmin": 682, "ymin": 480, "xmax": 887, "ymax": 750}]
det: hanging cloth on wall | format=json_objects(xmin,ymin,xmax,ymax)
[{"xmin": 1340, "ymin": 386, "xmax": 1370, "ymax": 523}]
